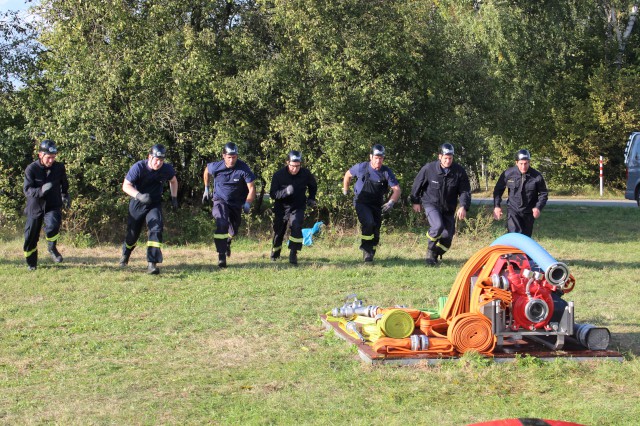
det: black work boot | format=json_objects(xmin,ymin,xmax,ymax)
[
  {"xmin": 270, "ymin": 249, "xmax": 281, "ymax": 261},
  {"xmin": 289, "ymin": 249, "xmax": 298, "ymax": 265},
  {"xmin": 119, "ymin": 252, "xmax": 131, "ymax": 268},
  {"xmin": 147, "ymin": 262, "xmax": 160, "ymax": 275},
  {"xmin": 218, "ymin": 253, "xmax": 227, "ymax": 268},
  {"xmin": 47, "ymin": 242, "xmax": 63, "ymax": 263},
  {"xmin": 26, "ymin": 251, "xmax": 38, "ymax": 270},
  {"xmin": 425, "ymin": 249, "xmax": 438, "ymax": 267},
  {"xmin": 225, "ymin": 240, "xmax": 232, "ymax": 257},
  {"xmin": 362, "ymin": 248, "xmax": 374, "ymax": 263}
]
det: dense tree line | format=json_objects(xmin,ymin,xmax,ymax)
[{"xmin": 1, "ymin": 1, "xmax": 639, "ymax": 237}]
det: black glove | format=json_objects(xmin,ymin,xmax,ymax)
[
  {"xmin": 306, "ymin": 199, "xmax": 317, "ymax": 208},
  {"xmin": 135, "ymin": 192, "xmax": 151, "ymax": 205},
  {"xmin": 171, "ymin": 196, "xmax": 179, "ymax": 211},
  {"xmin": 41, "ymin": 182, "xmax": 53, "ymax": 196},
  {"xmin": 243, "ymin": 201, "xmax": 251, "ymax": 214},
  {"xmin": 285, "ymin": 185, "xmax": 294, "ymax": 196},
  {"xmin": 61, "ymin": 193, "xmax": 71, "ymax": 209}
]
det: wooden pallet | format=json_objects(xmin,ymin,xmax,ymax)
[{"xmin": 320, "ymin": 315, "xmax": 624, "ymax": 365}]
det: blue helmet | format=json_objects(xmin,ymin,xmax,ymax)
[
  {"xmin": 515, "ymin": 149, "xmax": 531, "ymax": 161},
  {"xmin": 39, "ymin": 139, "xmax": 58, "ymax": 154},
  {"xmin": 371, "ymin": 144, "xmax": 385, "ymax": 157},
  {"xmin": 440, "ymin": 143, "xmax": 455, "ymax": 156},
  {"xmin": 288, "ymin": 150, "xmax": 302, "ymax": 162},
  {"xmin": 223, "ymin": 142, "xmax": 239, "ymax": 155},
  {"xmin": 150, "ymin": 144, "xmax": 166, "ymax": 158}
]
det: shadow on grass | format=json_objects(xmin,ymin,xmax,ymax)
[
  {"xmin": 609, "ymin": 332, "xmax": 640, "ymax": 357},
  {"xmin": 567, "ymin": 259, "xmax": 640, "ymax": 270},
  {"xmin": 533, "ymin": 206, "xmax": 640, "ymax": 244}
]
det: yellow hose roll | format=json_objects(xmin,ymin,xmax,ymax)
[{"xmin": 378, "ymin": 309, "xmax": 415, "ymax": 339}]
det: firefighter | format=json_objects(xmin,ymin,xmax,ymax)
[
  {"xmin": 119, "ymin": 144, "xmax": 178, "ymax": 274},
  {"xmin": 410, "ymin": 143, "xmax": 471, "ymax": 266},
  {"xmin": 493, "ymin": 149, "xmax": 548, "ymax": 237},
  {"xmin": 22, "ymin": 139, "xmax": 71, "ymax": 270},
  {"xmin": 269, "ymin": 150, "xmax": 318, "ymax": 265},
  {"xmin": 343, "ymin": 144, "xmax": 401, "ymax": 263},
  {"xmin": 202, "ymin": 142, "xmax": 256, "ymax": 268}
]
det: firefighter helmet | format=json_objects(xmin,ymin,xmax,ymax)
[
  {"xmin": 288, "ymin": 150, "xmax": 302, "ymax": 162},
  {"xmin": 371, "ymin": 144, "xmax": 386, "ymax": 157},
  {"xmin": 39, "ymin": 139, "xmax": 58, "ymax": 154},
  {"xmin": 223, "ymin": 142, "xmax": 239, "ymax": 155},
  {"xmin": 440, "ymin": 143, "xmax": 455, "ymax": 156},
  {"xmin": 515, "ymin": 149, "xmax": 531, "ymax": 161},
  {"xmin": 150, "ymin": 144, "xmax": 166, "ymax": 158}
]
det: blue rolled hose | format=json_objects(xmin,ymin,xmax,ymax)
[{"xmin": 490, "ymin": 233, "xmax": 569, "ymax": 285}]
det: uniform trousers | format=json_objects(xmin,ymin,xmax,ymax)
[
  {"xmin": 122, "ymin": 202, "xmax": 164, "ymax": 263},
  {"xmin": 24, "ymin": 209, "xmax": 62, "ymax": 267},
  {"xmin": 424, "ymin": 205, "xmax": 455, "ymax": 256},
  {"xmin": 272, "ymin": 207, "xmax": 304, "ymax": 253},
  {"xmin": 355, "ymin": 202, "xmax": 381, "ymax": 254},
  {"xmin": 212, "ymin": 199, "xmax": 242, "ymax": 254}
]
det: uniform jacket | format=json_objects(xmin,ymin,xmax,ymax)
[
  {"xmin": 269, "ymin": 166, "xmax": 317, "ymax": 211},
  {"xmin": 125, "ymin": 160, "xmax": 176, "ymax": 206},
  {"xmin": 410, "ymin": 160, "xmax": 471, "ymax": 213},
  {"xmin": 23, "ymin": 160, "xmax": 69, "ymax": 216},
  {"xmin": 493, "ymin": 166, "xmax": 548, "ymax": 214},
  {"xmin": 207, "ymin": 159, "xmax": 256, "ymax": 208},
  {"xmin": 349, "ymin": 162, "xmax": 399, "ymax": 206}
]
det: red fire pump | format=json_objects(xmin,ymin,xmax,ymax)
[{"xmin": 479, "ymin": 253, "xmax": 577, "ymax": 349}]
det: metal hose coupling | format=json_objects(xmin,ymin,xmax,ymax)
[
  {"xmin": 331, "ymin": 305, "xmax": 380, "ymax": 318},
  {"xmin": 346, "ymin": 321, "xmax": 366, "ymax": 342},
  {"xmin": 545, "ymin": 262, "xmax": 569, "ymax": 286},
  {"xmin": 410, "ymin": 335, "xmax": 430, "ymax": 351}
]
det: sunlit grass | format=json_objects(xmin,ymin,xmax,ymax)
[{"xmin": 1, "ymin": 205, "xmax": 639, "ymax": 424}]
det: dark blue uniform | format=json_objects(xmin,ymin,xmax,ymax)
[
  {"xmin": 269, "ymin": 166, "xmax": 317, "ymax": 256},
  {"xmin": 122, "ymin": 160, "xmax": 176, "ymax": 263},
  {"xmin": 23, "ymin": 160, "xmax": 69, "ymax": 268},
  {"xmin": 410, "ymin": 160, "xmax": 471, "ymax": 257},
  {"xmin": 493, "ymin": 166, "xmax": 548, "ymax": 237},
  {"xmin": 206, "ymin": 159, "xmax": 256, "ymax": 254},
  {"xmin": 349, "ymin": 162, "xmax": 399, "ymax": 255}
]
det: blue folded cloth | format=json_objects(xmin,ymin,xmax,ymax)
[{"xmin": 302, "ymin": 221, "xmax": 324, "ymax": 246}]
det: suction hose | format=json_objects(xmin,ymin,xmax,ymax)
[{"xmin": 490, "ymin": 233, "xmax": 570, "ymax": 286}]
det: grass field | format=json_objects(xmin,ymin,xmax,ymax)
[{"xmin": 1, "ymin": 205, "xmax": 639, "ymax": 425}]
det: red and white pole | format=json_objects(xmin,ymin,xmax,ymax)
[{"xmin": 599, "ymin": 156, "xmax": 603, "ymax": 197}]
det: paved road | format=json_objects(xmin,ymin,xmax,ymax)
[{"xmin": 472, "ymin": 197, "xmax": 638, "ymax": 208}]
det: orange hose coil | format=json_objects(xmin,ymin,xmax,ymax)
[{"xmin": 447, "ymin": 312, "xmax": 496, "ymax": 354}]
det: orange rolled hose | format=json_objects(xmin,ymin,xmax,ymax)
[
  {"xmin": 372, "ymin": 336, "xmax": 456, "ymax": 357},
  {"xmin": 447, "ymin": 312, "xmax": 496, "ymax": 355}
]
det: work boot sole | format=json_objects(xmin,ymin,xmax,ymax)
[
  {"xmin": 147, "ymin": 263, "xmax": 160, "ymax": 274},
  {"xmin": 48, "ymin": 250, "xmax": 63, "ymax": 263}
]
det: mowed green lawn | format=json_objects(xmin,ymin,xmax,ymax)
[{"xmin": 1, "ymin": 205, "xmax": 639, "ymax": 425}]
